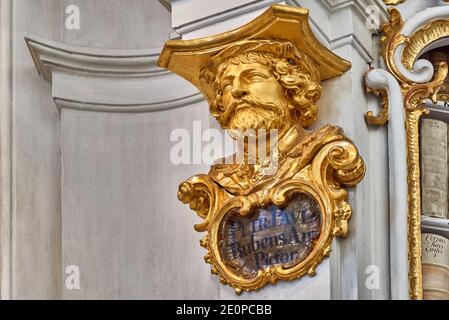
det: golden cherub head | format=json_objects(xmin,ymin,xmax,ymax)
[{"xmin": 199, "ymin": 40, "xmax": 322, "ymax": 131}]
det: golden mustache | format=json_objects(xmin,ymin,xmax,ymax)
[{"xmin": 221, "ymin": 96, "xmax": 284, "ymax": 127}]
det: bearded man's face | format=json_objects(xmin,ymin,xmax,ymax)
[{"xmin": 218, "ymin": 62, "xmax": 292, "ymax": 131}]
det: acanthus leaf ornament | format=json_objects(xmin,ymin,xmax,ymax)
[
  {"xmin": 402, "ymin": 19, "xmax": 449, "ymax": 71},
  {"xmin": 160, "ymin": 4, "xmax": 365, "ymax": 294}
]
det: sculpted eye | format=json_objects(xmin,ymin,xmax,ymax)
[
  {"xmin": 222, "ymin": 82, "xmax": 232, "ymax": 93},
  {"xmin": 247, "ymin": 72, "xmax": 268, "ymax": 81}
]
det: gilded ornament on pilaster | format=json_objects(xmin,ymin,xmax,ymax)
[{"xmin": 365, "ymin": 6, "xmax": 449, "ymax": 299}]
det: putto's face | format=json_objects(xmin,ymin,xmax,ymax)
[{"xmin": 217, "ymin": 62, "xmax": 291, "ymax": 131}]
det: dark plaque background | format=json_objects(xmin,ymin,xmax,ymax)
[{"xmin": 219, "ymin": 192, "xmax": 321, "ymax": 279}]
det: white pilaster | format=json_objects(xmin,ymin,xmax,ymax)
[{"xmin": 365, "ymin": 68, "xmax": 409, "ymax": 300}]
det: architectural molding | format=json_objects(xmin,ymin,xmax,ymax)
[
  {"xmin": 322, "ymin": 0, "xmax": 388, "ymax": 22},
  {"xmin": 172, "ymin": 0, "xmax": 388, "ymax": 34},
  {"xmin": 25, "ymin": 33, "xmax": 201, "ymax": 112},
  {"xmin": 391, "ymin": 6, "xmax": 449, "ymax": 84},
  {"xmin": 25, "ymin": 32, "xmax": 165, "ymax": 80},
  {"xmin": 312, "ymin": 0, "xmax": 388, "ymax": 63},
  {"xmin": 365, "ymin": 68, "xmax": 409, "ymax": 300},
  {"xmin": 53, "ymin": 93, "xmax": 203, "ymax": 113},
  {"xmin": 172, "ymin": 0, "xmax": 280, "ymax": 34},
  {"xmin": 331, "ymin": 34, "xmax": 374, "ymax": 62},
  {"xmin": 172, "ymin": 0, "xmax": 387, "ymax": 64}
]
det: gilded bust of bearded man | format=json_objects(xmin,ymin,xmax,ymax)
[{"xmin": 199, "ymin": 40, "xmax": 348, "ymax": 196}]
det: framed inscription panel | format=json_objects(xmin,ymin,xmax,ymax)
[{"xmin": 220, "ymin": 192, "xmax": 322, "ymax": 279}]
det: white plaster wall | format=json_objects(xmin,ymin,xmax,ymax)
[
  {"xmin": 61, "ymin": 105, "xmax": 219, "ymax": 299},
  {"xmin": 10, "ymin": 0, "xmax": 63, "ymax": 299},
  {"xmin": 2, "ymin": 0, "xmax": 177, "ymax": 299},
  {"xmin": 317, "ymin": 44, "xmax": 390, "ymax": 300},
  {"xmin": 60, "ymin": 0, "xmax": 172, "ymax": 48}
]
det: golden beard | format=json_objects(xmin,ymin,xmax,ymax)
[
  {"xmin": 225, "ymin": 94, "xmax": 291, "ymax": 131},
  {"xmin": 228, "ymin": 107, "xmax": 286, "ymax": 131}
]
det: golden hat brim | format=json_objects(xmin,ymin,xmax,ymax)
[{"xmin": 157, "ymin": 4, "xmax": 351, "ymax": 104}]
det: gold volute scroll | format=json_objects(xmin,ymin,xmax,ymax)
[
  {"xmin": 402, "ymin": 19, "xmax": 449, "ymax": 70},
  {"xmin": 159, "ymin": 4, "xmax": 365, "ymax": 294}
]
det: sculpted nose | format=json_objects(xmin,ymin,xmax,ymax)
[
  {"xmin": 231, "ymin": 79, "xmax": 247, "ymax": 99},
  {"xmin": 231, "ymin": 87, "xmax": 247, "ymax": 99}
]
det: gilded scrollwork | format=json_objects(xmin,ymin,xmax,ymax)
[
  {"xmin": 402, "ymin": 19, "xmax": 449, "ymax": 70},
  {"xmin": 379, "ymin": 8, "xmax": 412, "ymax": 85},
  {"xmin": 177, "ymin": 175, "xmax": 230, "ymax": 232},
  {"xmin": 383, "ymin": 0, "xmax": 406, "ymax": 5},
  {"xmin": 159, "ymin": 5, "xmax": 365, "ymax": 293},
  {"xmin": 199, "ymin": 139, "xmax": 364, "ymax": 294},
  {"xmin": 383, "ymin": 0, "xmax": 449, "ymax": 6},
  {"xmin": 365, "ymin": 85, "xmax": 390, "ymax": 126},
  {"xmin": 365, "ymin": 6, "xmax": 449, "ymax": 300}
]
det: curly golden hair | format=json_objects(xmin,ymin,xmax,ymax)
[{"xmin": 210, "ymin": 51, "xmax": 322, "ymax": 128}]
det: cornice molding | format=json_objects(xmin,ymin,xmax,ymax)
[
  {"xmin": 174, "ymin": 1, "xmax": 388, "ymax": 35},
  {"xmin": 305, "ymin": 0, "xmax": 387, "ymax": 62},
  {"xmin": 172, "ymin": 0, "xmax": 387, "ymax": 63},
  {"xmin": 25, "ymin": 33, "xmax": 202, "ymax": 112},
  {"xmin": 173, "ymin": 0, "xmax": 279, "ymax": 34},
  {"xmin": 331, "ymin": 34, "xmax": 374, "ymax": 62},
  {"xmin": 53, "ymin": 93, "xmax": 203, "ymax": 113},
  {"xmin": 25, "ymin": 32, "xmax": 165, "ymax": 81},
  {"xmin": 322, "ymin": 0, "xmax": 388, "ymax": 19}
]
